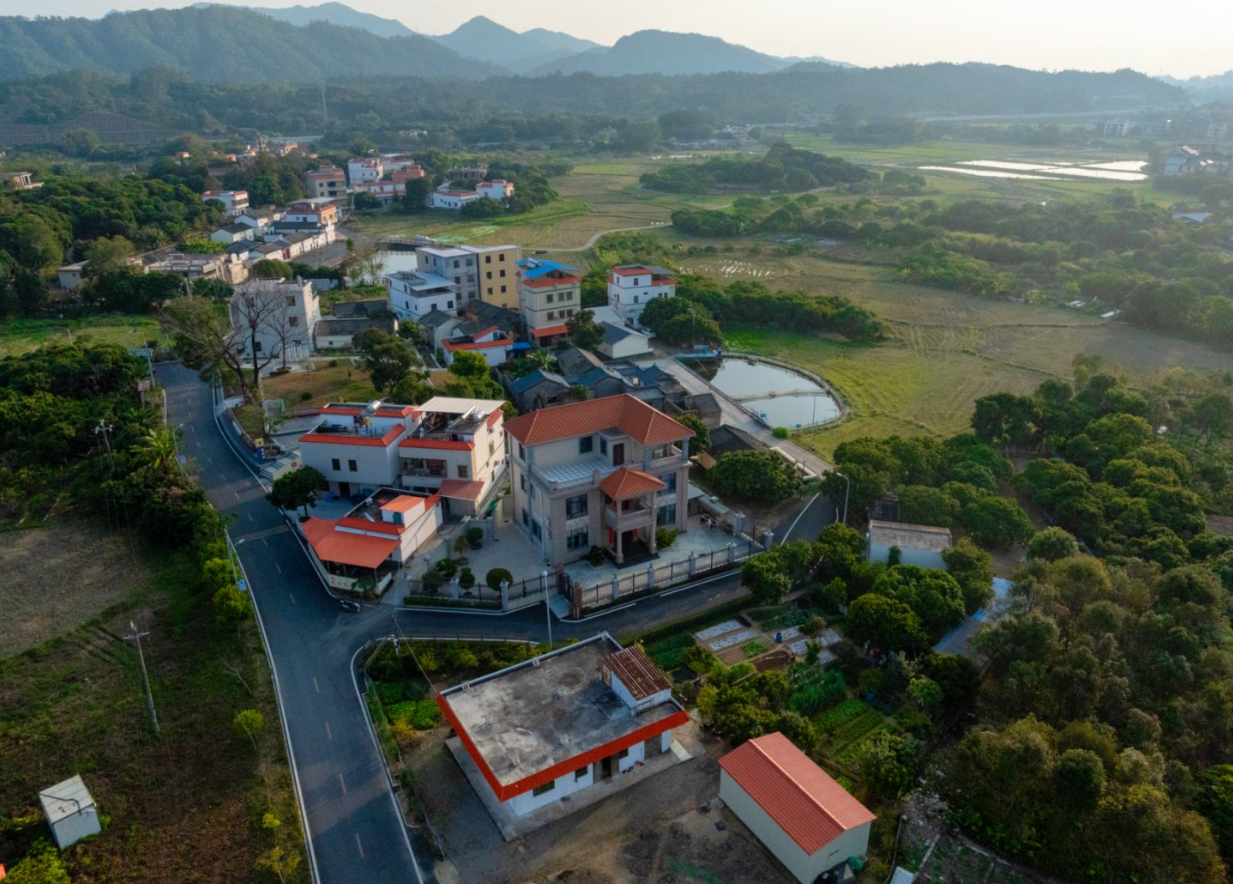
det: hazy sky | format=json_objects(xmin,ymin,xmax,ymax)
[{"xmin": 10, "ymin": 0, "xmax": 1232, "ymax": 78}]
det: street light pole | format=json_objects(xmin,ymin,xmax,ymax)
[
  {"xmin": 834, "ymin": 471, "xmax": 851, "ymax": 525},
  {"xmin": 543, "ymin": 570, "xmax": 553, "ymax": 648},
  {"xmin": 123, "ymin": 620, "xmax": 159, "ymax": 734}
]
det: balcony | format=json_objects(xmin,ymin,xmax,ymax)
[{"xmin": 604, "ymin": 503, "xmax": 654, "ymax": 530}]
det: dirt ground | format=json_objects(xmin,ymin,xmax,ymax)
[
  {"xmin": 0, "ymin": 523, "xmax": 152, "ymax": 658},
  {"xmin": 408, "ymin": 725, "xmax": 796, "ymax": 884}
]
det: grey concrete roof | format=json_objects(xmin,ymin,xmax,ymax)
[{"xmin": 439, "ymin": 634, "xmax": 683, "ymax": 788}]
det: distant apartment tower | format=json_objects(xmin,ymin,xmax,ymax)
[
  {"xmin": 416, "ymin": 244, "xmax": 521, "ymax": 310},
  {"xmin": 607, "ymin": 264, "xmax": 677, "ymax": 328},
  {"xmin": 1102, "ymin": 119, "xmax": 1134, "ymax": 138},
  {"xmin": 305, "ymin": 166, "xmax": 347, "ymax": 200},
  {"xmin": 203, "ymin": 189, "xmax": 249, "ymax": 217},
  {"xmin": 517, "ymin": 257, "xmax": 581, "ymax": 347}
]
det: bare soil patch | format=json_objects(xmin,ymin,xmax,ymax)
[{"xmin": 0, "ymin": 523, "xmax": 152, "ymax": 658}]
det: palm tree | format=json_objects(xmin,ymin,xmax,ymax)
[
  {"xmin": 135, "ymin": 427, "xmax": 179, "ymax": 474},
  {"xmin": 527, "ymin": 349, "xmax": 554, "ymax": 372}
]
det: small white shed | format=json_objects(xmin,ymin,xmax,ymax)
[
  {"xmin": 867, "ymin": 519, "xmax": 952, "ymax": 571},
  {"xmin": 39, "ymin": 775, "xmax": 101, "ymax": 848},
  {"xmin": 719, "ymin": 732, "xmax": 874, "ymax": 884}
]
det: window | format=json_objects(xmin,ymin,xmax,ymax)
[
  {"xmin": 457, "ymin": 465, "xmax": 469, "ymax": 479},
  {"xmin": 331, "ymin": 458, "xmax": 341, "ymax": 471},
  {"xmin": 447, "ymin": 301, "xmax": 454, "ymax": 309},
  {"xmin": 547, "ymin": 311, "xmax": 555, "ymax": 321},
  {"xmin": 566, "ymin": 526, "xmax": 589, "ymax": 551},
  {"xmin": 633, "ymin": 295, "xmax": 639, "ymax": 304},
  {"xmin": 599, "ymin": 438, "xmax": 608, "ymax": 456},
  {"xmin": 533, "ymin": 780, "xmax": 555, "ymax": 797},
  {"xmin": 566, "ymin": 494, "xmax": 588, "ymax": 518},
  {"xmin": 574, "ymin": 767, "xmax": 588, "ymax": 781},
  {"xmin": 348, "ymin": 460, "xmax": 358, "ymax": 472},
  {"xmin": 285, "ymin": 296, "xmax": 295, "ymax": 306},
  {"xmin": 486, "ymin": 271, "xmax": 492, "ymax": 280},
  {"xmin": 453, "ymin": 259, "xmax": 460, "ymax": 269},
  {"xmin": 254, "ymin": 341, "xmax": 263, "ymax": 352},
  {"xmin": 485, "ymin": 255, "xmax": 491, "ymax": 264},
  {"xmin": 501, "ymin": 285, "xmax": 507, "ymax": 294},
  {"xmin": 529, "ymin": 484, "xmax": 537, "ymax": 499},
  {"xmin": 546, "ymin": 293, "xmax": 554, "ymax": 304},
  {"xmin": 500, "ymin": 269, "xmax": 506, "ymax": 277},
  {"xmin": 499, "ymin": 253, "xmax": 506, "ymax": 262},
  {"xmin": 562, "ymin": 291, "xmax": 572, "ymax": 301},
  {"xmin": 520, "ymin": 473, "xmax": 527, "ymax": 492},
  {"xmin": 518, "ymin": 443, "xmax": 526, "ymax": 460},
  {"xmin": 522, "ymin": 508, "xmax": 530, "ymax": 527},
  {"xmin": 531, "ymin": 519, "xmax": 542, "ymax": 539},
  {"xmin": 289, "ymin": 316, "xmax": 299, "ymax": 327},
  {"xmin": 658, "ymin": 503, "xmax": 677, "ymax": 526},
  {"xmin": 579, "ymin": 437, "xmax": 593, "ymax": 454},
  {"xmin": 660, "ymin": 472, "xmax": 677, "ymax": 494},
  {"xmin": 617, "ymin": 748, "xmax": 629, "ymax": 760}
]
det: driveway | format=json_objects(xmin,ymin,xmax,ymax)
[{"xmin": 159, "ymin": 364, "xmax": 754, "ymax": 883}]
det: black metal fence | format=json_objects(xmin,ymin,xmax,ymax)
[{"xmin": 400, "ymin": 574, "xmax": 546, "ymax": 609}]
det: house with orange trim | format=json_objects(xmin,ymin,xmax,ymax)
[
  {"xmin": 504, "ymin": 395, "xmax": 693, "ymax": 565},
  {"xmin": 438, "ymin": 633, "xmax": 690, "ymax": 819},
  {"xmin": 719, "ymin": 732, "xmax": 875, "ymax": 884},
  {"xmin": 301, "ymin": 488, "xmax": 442, "ymax": 593},
  {"xmin": 439, "ymin": 323, "xmax": 516, "ymax": 369},
  {"xmin": 516, "ymin": 257, "xmax": 581, "ymax": 347},
  {"xmin": 298, "ymin": 396, "xmax": 507, "ymax": 517},
  {"xmin": 607, "ymin": 264, "xmax": 677, "ymax": 328}
]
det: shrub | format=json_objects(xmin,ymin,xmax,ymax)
[
  {"xmin": 459, "ymin": 567, "xmax": 476, "ymax": 589},
  {"xmin": 376, "ymin": 682, "xmax": 405, "ymax": 705},
  {"xmin": 434, "ymin": 557, "xmax": 457, "ymax": 578},
  {"xmin": 300, "ymin": 390, "xmax": 312, "ymax": 401},
  {"xmin": 387, "ymin": 699, "xmax": 443, "ymax": 730},
  {"xmin": 466, "ymin": 526, "xmax": 484, "ymax": 548},
  {"xmin": 656, "ymin": 527, "xmax": 679, "ymax": 549},
  {"xmin": 587, "ymin": 545, "xmax": 605, "ymax": 566},
  {"xmin": 803, "ymin": 615, "xmax": 827, "ymax": 634},
  {"xmin": 328, "ymin": 358, "xmax": 339, "ymax": 367},
  {"xmin": 772, "ymin": 426, "xmax": 790, "ymax": 439},
  {"xmin": 486, "ymin": 567, "xmax": 513, "ymax": 590}
]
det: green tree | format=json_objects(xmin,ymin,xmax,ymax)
[
  {"xmin": 963, "ymin": 495, "xmax": 1034, "ymax": 548},
  {"xmin": 356, "ymin": 329, "xmax": 420, "ymax": 397},
  {"xmin": 942, "ymin": 538, "xmax": 995, "ymax": 613},
  {"xmin": 710, "ymin": 450, "xmax": 801, "ymax": 505},
  {"xmin": 4, "ymin": 850, "xmax": 72, "ymax": 884},
  {"xmin": 566, "ymin": 308, "xmax": 603, "ymax": 350},
  {"xmin": 845, "ymin": 594, "xmax": 929, "ymax": 654},
  {"xmin": 873, "ymin": 565, "xmax": 966, "ymax": 634},
  {"xmin": 1054, "ymin": 748, "xmax": 1107, "ymax": 810},
  {"xmin": 213, "ymin": 583, "xmax": 252, "ymax": 625},
  {"xmin": 1027, "ymin": 526, "xmax": 1080, "ymax": 561},
  {"xmin": 742, "ymin": 552, "xmax": 792, "ymax": 604},
  {"xmin": 859, "ymin": 731, "xmax": 917, "ymax": 797},
  {"xmin": 1199, "ymin": 765, "xmax": 1233, "ymax": 863},
  {"xmin": 908, "ymin": 675, "xmax": 944, "ymax": 709},
  {"xmin": 233, "ymin": 707, "xmax": 265, "ymax": 751},
  {"xmin": 252, "ymin": 258, "xmax": 294, "ymax": 279},
  {"xmin": 267, "ymin": 466, "xmax": 324, "ymax": 517}
]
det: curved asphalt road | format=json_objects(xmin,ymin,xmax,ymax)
[{"xmin": 159, "ymin": 363, "xmax": 758, "ymax": 884}]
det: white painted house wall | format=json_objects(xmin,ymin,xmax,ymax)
[
  {"xmin": 719, "ymin": 769, "xmax": 871, "ymax": 884},
  {"xmin": 867, "ymin": 542, "xmax": 947, "ymax": 571}
]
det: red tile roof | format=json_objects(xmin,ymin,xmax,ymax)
[
  {"xmin": 529, "ymin": 324, "xmax": 569, "ymax": 338},
  {"xmin": 606, "ymin": 646, "xmax": 671, "ymax": 699},
  {"xmin": 436, "ymin": 478, "xmax": 487, "ymax": 501},
  {"xmin": 380, "ymin": 495, "xmax": 425, "ymax": 514},
  {"xmin": 299, "ymin": 426, "xmax": 403, "ymax": 448},
  {"xmin": 600, "ymin": 467, "xmax": 665, "ymax": 501},
  {"xmin": 719, "ymin": 732, "xmax": 875, "ymax": 855},
  {"xmin": 302, "ymin": 519, "xmax": 398, "ymax": 569},
  {"xmin": 337, "ymin": 516, "xmax": 402, "ymax": 536},
  {"xmin": 505, "ymin": 394, "xmax": 694, "ymax": 447}
]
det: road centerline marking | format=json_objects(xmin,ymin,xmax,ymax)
[
  {"xmin": 338, "ymin": 772, "xmax": 347, "ymax": 794},
  {"xmin": 355, "ymin": 833, "xmax": 364, "ymax": 858},
  {"xmin": 313, "ymin": 677, "xmax": 320, "ymax": 693},
  {"xmin": 325, "ymin": 721, "xmax": 332, "ymax": 740}
]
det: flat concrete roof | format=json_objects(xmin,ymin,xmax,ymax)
[
  {"xmin": 868, "ymin": 519, "xmax": 953, "ymax": 552},
  {"xmin": 440, "ymin": 634, "xmax": 683, "ymax": 789}
]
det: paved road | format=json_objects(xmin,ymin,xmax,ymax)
[{"xmin": 159, "ymin": 363, "xmax": 753, "ymax": 883}]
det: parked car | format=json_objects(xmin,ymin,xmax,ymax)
[{"xmin": 337, "ymin": 598, "xmax": 361, "ymax": 613}]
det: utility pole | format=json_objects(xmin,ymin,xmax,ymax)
[
  {"xmin": 123, "ymin": 620, "xmax": 160, "ymax": 734},
  {"xmin": 543, "ymin": 572, "xmax": 553, "ymax": 648},
  {"xmin": 320, "ymin": 81, "xmax": 328, "ymax": 130},
  {"xmin": 94, "ymin": 419, "xmax": 115, "ymax": 473}
]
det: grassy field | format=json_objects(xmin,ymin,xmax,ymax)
[
  {"xmin": 0, "ymin": 314, "xmax": 162, "ymax": 358},
  {"xmin": 0, "ymin": 533, "xmax": 305, "ymax": 883},
  {"xmin": 0, "ymin": 524, "xmax": 153, "ymax": 658},
  {"xmin": 706, "ymin": 255, "xmax": 1232, "ymax": 458}
]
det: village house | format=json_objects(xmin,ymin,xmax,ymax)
[
  {"xmin": 234, "ymin": 206, "xmax": 283, "ymax": 237},
  {"xmin": 439, "ymin": 323, "xmax": 517, "ymax": 369},
  {"xmin": 866, "ymin": 519, "xmax": 952, "ymax": 570},
  {"xmin": 387, "ymin": 271, "xmax": 461, "ymax": 320},
  {"xmin": 301, "ymin": 488, "xmax": 443, "ymax": 594},
  {"xmin": 476, "ymin": 179, "xmax": 515, "ymax": 201},
  {"xmin": 517, "ymin": 257, "xmax": 582, "ymax": 347},
  {"xmin": 353, "ymin": 180, "xmax": 406, "ymax": 204},
  {"xmin": 210, "ymin": 222, "xmax": 256, "ymax": 245},
  {"xmin": 283, "ymin": 199, "xmax": 339, "ymax": 227},
  {"xmin": 146, "ymin": 250, "xmax": 248, "ymax": 285},
  {"xmin": 416, "ymin": 244, "xmax": 521, "ymax": 310},
  {"xmin": 504, "ymin": 394, "xmax": 693, "ymax": 565},
  {"xmin": 298, "ymin": 396, "xmax": 506, "ymax": 517},
  {"xmin": 381, "ymin": 156, "xmax": 425, "ymax": 177},
  {"xmin": 1163, "ymin": 145, "xmax": 1228, "ymax": 176},
  {"xmin": 607, "ymin": 264, "xmax": 677, "ymax": 328},
  {"xmin": 304, "ymin": 165, "xmax": 347, "ymax": 200},
  {"xmin": 202, "ymin": 189, "xmax": 249, "ymax": 216},
  {"xmin": 719, "ymin": 733, "xmax": 875, "ymax": 884},
  {"xmin": 1, "ymin": 170, "xmax": 41, "ymax": 190},
  {"xmin": 228, "ymin": 278, "xmax": 319, "ymax": 365},
  {"xmin": 430, "ymin": 188, "xmax": 482, "ymax": 210},
  {"xmin": 347, "ymin": 157, "xmax": 383, "ymax": 184},
  {"xmin": 437, "ymin": 634, "xmax": 690, "ymax": 820}
]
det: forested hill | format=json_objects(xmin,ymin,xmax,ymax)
[
  {"xmin": 0, "ymin": 7, "xmax": 501, "ymax": 82},
  {"xmin": 0, "ymin": 63, "xmax": 1186, "ymax": 135}
]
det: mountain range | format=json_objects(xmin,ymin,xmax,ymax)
[{"xmin": 429, "ymin": 15, "xmax": 601, "ymax": 73}]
